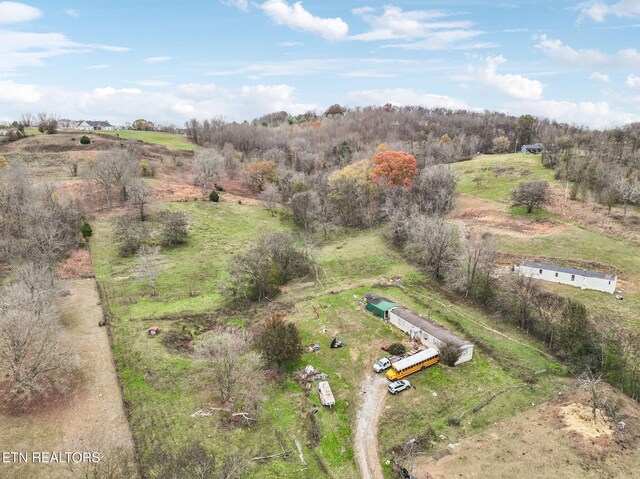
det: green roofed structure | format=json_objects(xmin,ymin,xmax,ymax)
[{"xmin": 364, "ymin": 293, "xmax": 400, "ymax": 319}]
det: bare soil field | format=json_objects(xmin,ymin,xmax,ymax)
[
  {"xmin": 0, "ymin": 279, "xmax": 135, "ymax": 479},
  {"xmin": 448, "ymin": 194, "xmax": 566, "ymax": 237},
  {"xmin": 416, "ymin": 386, "xmax": 640, "ymax": 479}
]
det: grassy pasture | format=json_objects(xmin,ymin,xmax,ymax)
[
  {"xmin": 97, "ymin": 130, "xmax": 198, "ymax": 151},
  {"xmin": 91, "ymin": 198, "xmax": 570, "ymax": 478}
]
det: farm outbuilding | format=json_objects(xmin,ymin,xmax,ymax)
[
  {"xmin": 521, "ymin": 143, "xmax": 543, "ymax": 154},
  {"xmin": 387, "ymin": 307, "xmax": 474, "ymax": 365},
  {"xmin": 517, "ymin": 261, "xmax": 617, "ymax": 294},
  {"xmin": 364, "ymin": 294, "xmax": 400, "ymax": 319}
]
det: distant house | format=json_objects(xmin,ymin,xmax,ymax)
[
  {"xmin": 516, "ymin": 261, "xmax": 617, "ymax": 294},
  {"xmin": 0, "ymin": 129, "xmax": 8, "ymax": 136},
  {"xmin": 521, "ymin": 143, "xmax": 543, "ymax": 154},
  {"xmin": 387, "ymin": 307, "xmax": 474, "ymax": 365},
  {"xmin": 75, "ymin": 120, "xmax": 115, "ymax": 131},
  {"xmin": 363, "ymin": 293, "xmax": 400, "ymax": 319}
]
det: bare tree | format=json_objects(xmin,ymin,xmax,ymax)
[
  {"xmin": 577, "ymin": 370, "xmax": 603, "ymax": 420},
  {"xmin": 259, "ymin": 183, "xmax": 280, "ymax": 217},
  {"xmin": 511, "ymin": 180, "xmax": 550, "ymax": 213},
  {"xmin": 0, "ymin": 269, "xmax": 76, "ymax": 408},
  {"xmin": 458, "ymin": 231, "xmax": 497, "ymax": 303},
  {"xmin": 86, "ymin": 150, "xmax": 137, "ymax": 209},
  {"xmin": 127, "ymin": 179, "xmax": 153, "ymax": 221},
  {"xmin": 193, "ymin": 150, "xmax": 222, "ymax": 194},
  {"xmin": 67, "ymin": 161, "xmax": 79, "ymax": 177},
  {"xmin": 290, "ymin": 190, "xmax": 320, "ymax": 231},
  {"xmin": 405, "ymin": 216, "xmax": 460, "ymax": 281},
  {"xmin": 135, "ymin": 246, "xmax": 161, "ymax": 296},
  {"xmin": 411, "ymin": 165, "xmax": 458, "ymax": 216},
  {"xmin": 197, "ymin": 330, "xmax": 265, "ymax": 411},
  {"xmin": 36, "ymin": 112, "xmax": 59, "ymax": 134},
  {"xmin": 160, "ymin": 210, "xmax": 189, "ymax": 246},
  {"xmin": 614, "ymin": 177, "xmax": 640, "ymax": 218}
]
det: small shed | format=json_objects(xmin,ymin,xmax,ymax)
[
  {"xmin": 148, "ymin": 325, "xmax": 160, "ymax": 336},
  {"xmin": 318, "ymin": 381, "xmax": 335, "ymax": 407},
  {"xmin": 521, "ymin": 143, "xmax": 543, "ymax": 154},
  {"xmin": 364, "ymin": 293, "xmax": 400, "ymax": 319}
]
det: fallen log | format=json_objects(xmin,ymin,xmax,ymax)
[{"xmin": 251, "ymin": 451, "xmax": 292, "ymax": 462}]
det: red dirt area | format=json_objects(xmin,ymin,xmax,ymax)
[
  {"xmin": 415, "ymin": 386, "xmax": 640, "ymax": 479},
  {"xmin": 57, "ymin": 249, "xmax": 94, "ymax": 280},
  {"xmin": 153, "ymin": 179, "xmax": 202, "ymax": 202},
  {"xmin": 449, "ymin": 194, "xmax": 565, "ymax": 236}
]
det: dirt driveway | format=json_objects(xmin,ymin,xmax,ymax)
[
  {"xmin": 355, "ymin": 374, "xmax": 388, "ymax": 479},
  {"xmin": 0, "ymin": 279, "xmax": 135, "ymax": 479}
]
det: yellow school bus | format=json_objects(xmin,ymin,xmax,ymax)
[{"xmin": 385, "ymin": 348, "xmax": 439, "ymax": 381}]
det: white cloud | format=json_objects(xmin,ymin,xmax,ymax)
[
  {"xmin": 0, "ymin": 30, "xmax": 129, "ymax": 71},
  {"xmin": 65, "ymin": 8, "xmax": 79, "ymax": 17},
  {"xmin": 143, "ymin": 56, "xmax": 172, "ymax": 64},
  {"xmin": 221, "ymin": 0, "xmax": 248, "ymax": 11},
  {"xmin": 504, "ymin": 99, "xmax": 640, "ymax": 128},
  {"xmin": 627, "ymin": 74, "xmax": 640, "ymax": 88},
  {"xmin": 260, "ymin": 0, "xmax": 349, "ymax": 41},
  {"xmin": 350, "ymin": 5, "xmax": 492, "ymax": 50},
  {"xmin": 468, "ymin": 55, "xmax": 544, "ymax": 100},
  {"xmin": 129, "ymin": 80, "xmax": 172, "ymax": 87},
  {"xmin": 0, "ymin": 2, "xmax": 41, "ymax": 24},
  {"xmin": 0, "ymin": 80, "xmax": 41, "ymax": 103},
  {"xmin": 578, "ymin": 0, "xmax": 640, "ymax": 22},
  {"xmin": 343, "ymin": 88, "xmax": 469, "ymax": 110},
  {"xmin": 206, "ymin": 57, "xmax": 426, "ymax": 79},
  {"xmin": 0, "ymin": 80, "xmax": 316, "ymax": 123},
  {"xmin": 535, "ymin": 35, "xmax": 640, "ymax": 69},
  {"xmin": 589, "ymin": 71, "xmax": 610, "ymax": 82}
]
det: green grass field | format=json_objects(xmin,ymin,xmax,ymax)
[
  {"xmin": 454, "ymin": 154, "xmax": 640, "ymax": 331},
  {"xmin": 91, "ymin": 197, "xmax": 571, "ymax": 478},
  {"xmin": 453, "ymin": 153, "xmax": 557, "ymax": 203},
  {"xmin": 97, "ymin": 130, "xmax": 198, "ymax": 151}
]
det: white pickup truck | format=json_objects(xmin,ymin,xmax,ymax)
[{"xmin": 373, "ymin": 357, "xmax": 392, "ymax": 373}]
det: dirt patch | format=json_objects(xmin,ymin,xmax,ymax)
[
  {"xmin": 560, "ymin": 403, "xmax": 614, "ymax": 438},
  {"xmin": 0, "ymin": 279, "xmax": 136, "ymax": 478},
  {"xmin": 57, "ymin": 249, "xmax": 95, "ymax": 279},
  {"xmin": 355, "ymin": 374, "xmax": 388, "ymax": 479},
  {"xmin": 546, "ymin": 184, "xmax": 640, "ymax": 244},
  {"xmin": 416, "ymin": 387, "xmax": 640, "ymax": 479},
  {"xmin": 449, "ymin": 194, "xmax": 565, "ymax": 237}
]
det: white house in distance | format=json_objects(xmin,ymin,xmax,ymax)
[
  {"xmin": 517, "ymin": 261, "xmax": 617, "ymax": 294},
  {"xmin": 387, "ymin": 307, "xmax": 474, "ymax": 365},
  {"xmin": 75, "ymin": 120, "xmax": 115, "ymax": 131}
]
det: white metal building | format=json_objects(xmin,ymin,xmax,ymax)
[
  {"xmin": 387, "ymin": 307, "xmax": 474, "ymax": 365},
  {"xmin": 517, "ymin": 261, "xmax": 617, "ymax": 294}
]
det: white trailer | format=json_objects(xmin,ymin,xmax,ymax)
[{"xmin": 318, "ymin": 381, "xmax": 335, "ymax": 407}]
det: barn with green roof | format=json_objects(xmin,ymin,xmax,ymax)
[{"xmin": 364, "ymin": 293, "xmax": 400, "ymax": 319}]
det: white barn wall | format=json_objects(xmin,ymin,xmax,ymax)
[
  {"xmin": 518, "ymin": 265, "xmax": 616, "ymax": 293},
  {"xmin": 387, "ymin": 308, "xmax": 473, "ymax": 365}
]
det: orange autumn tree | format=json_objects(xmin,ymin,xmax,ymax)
[
  {"xmin": 246, "ymin": 161, "xmax": 277, "ymax": 192},
  {"xmin": 370, "ymin": 151, "xmax": 418, "ymax": 188}
]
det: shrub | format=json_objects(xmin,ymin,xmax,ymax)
[
  {"xmin": 439, "ymin": 342, "xmax": 462, "ymax": 366},
  {"xmin": 209, "ymin": 190, "xmax": 219, "ymax": 202},
  {"xmin": 258, "ymin": 313, "xmax": 303, "ymax": 369},
  {"xmin": 113, "ymin": 215, "xmax": 148, "ymax": 256},
  {"xmin": 80, "ymin": 135, "xmax": 90, "ymax": 145},
  {"xmin": 139, "ymin": 162, "xmax": 154, "ymax": 177},
  {"xmin": 81, "ymin": 222, "xmax": 93, "ymax": 239},
  {"xmin": 387, "ymin": 343, "xmax": 407, "ymax": 356},
  {"xmin": 214, "ymin": 183, "xmax": 224, "ymax": 191}
]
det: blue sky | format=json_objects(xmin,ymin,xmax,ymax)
[{"xmin": 2, "ymin": 0, "xmax": 640, "ymax": 128}]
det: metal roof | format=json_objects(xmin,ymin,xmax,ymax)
[
  {"xmin": 392, "ymin": 348, "xmax": 439, "ymax": 370},
  {"xmin": 521, "ymin": 261, "xmax": 616, "ymax": 280},
  {"xmin": 391, "ymin": 307, "xmax": 472, "ymax": 348},
  {"xmin": 364, "ymin": 294, "xmax": 400, "ymax": 311}
]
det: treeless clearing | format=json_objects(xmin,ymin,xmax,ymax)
[
  {"xmin": 449, "ymin": 194, "xmax": 565, "ymax": 237},
  {"xmin": 0, "ymin": 279, "xmax": 135, "ymax": 479},
  {"xmin": 416, "ymin": 387, "xmax": 640, "ymax": 479}
]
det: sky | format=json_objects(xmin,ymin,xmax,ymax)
[{"xmin": 2, "ymin": 0, "xmax": 640, "ymax": 128}]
